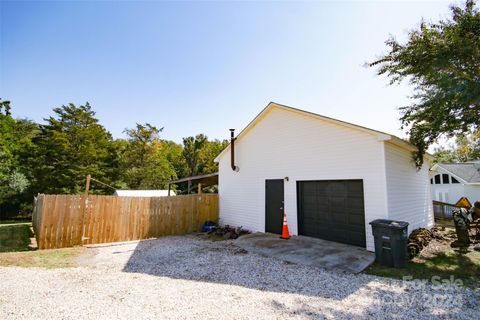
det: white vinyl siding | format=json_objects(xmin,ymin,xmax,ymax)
[
  {"xmin": 430, "ymin": 180, "xmax": 480, "ymax": 205},
  {"xmin": 384, "ymin": 143, "xmax": 434, "ymax": 233},
  {"xmin": 218, "ymin": 107, "xmax": 389, "ymax": 251}
]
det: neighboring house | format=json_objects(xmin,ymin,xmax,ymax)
[
  {"xmin": 430, "ymin": 161, "xmax": 480, "ymax": 204},
  {"xmin": 214, "ymin": 102, "xmax": 434, "ymax": 252},
  {"xmin": 114, "ymin": 190, "xmax": 175, "ymax": 197}
]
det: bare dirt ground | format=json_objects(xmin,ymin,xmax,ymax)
[{"xmin": 1, "ymin": 235, "xmax": 479, "ymax": 320}]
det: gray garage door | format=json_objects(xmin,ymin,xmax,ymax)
[{"xmin": 297, "ymin": 180, "xmax": 366, "ymax": 247}]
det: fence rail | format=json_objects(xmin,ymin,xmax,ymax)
[
  {"xmin": 32, "ymin": 194, "xmax": 218, "ymax": 249},
  {"xmin": 432, "ymin": 200, "xmax": 460, "ymax": 220}
]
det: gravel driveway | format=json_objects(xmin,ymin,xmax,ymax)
[{"xmin": 1, "ymin": 235, "xmax": 478, "ymax": 319}]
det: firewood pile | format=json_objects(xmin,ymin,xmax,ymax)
[
  {"xmin": 407, "ymin": 228, "xmax": 433, "ymax": 259},
  {"xmin": 407, "ymin": 226, "xmax": 458, "ymax": 259},
  {"xmin": 206, "ymin": 224, "xmax": 251, "ymax": 240}
]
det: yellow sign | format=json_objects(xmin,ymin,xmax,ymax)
[{"xmin": 455, "ymin": 197, "xmax": 472, "ymax": 209}]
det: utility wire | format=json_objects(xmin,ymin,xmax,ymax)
[{"xmin": 90, "ymin": 177, "xmax": 117, "ymax": 191}]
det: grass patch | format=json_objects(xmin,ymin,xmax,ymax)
[
  {"xmin": 365, "ymin": 249, "xmax": 480, "ymax": 288},
  {"xmin": 0, "ymin": 220, "xmax": 88, "ymax": 268},
  {"xmin": 0, "ymin": 247, "xmax": 86, "ymax": 268},
  {"xmin": 0, "ymin": 222, "xmax": 32, "ymax": 252},
  {"xmin": 0, "ymin": 219, "xmax": 31, "ymax": 225}
]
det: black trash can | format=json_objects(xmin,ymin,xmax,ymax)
[{"xmin": 369, "ymin": 219, "xmax": 409, "ymax": 268}]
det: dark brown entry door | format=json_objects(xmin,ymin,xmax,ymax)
[
  {"xmin": 297, "ymin": 180, "xmax": 366, "ymax": 247},
  {"xmin": 265, "ymin": 179, "xmax": 284, "ymax": 234}
]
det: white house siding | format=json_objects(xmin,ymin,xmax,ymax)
[
  {"xmin": 431, "ymin": 183, "xmax": 466, "ymax": 204},
  {"xmin": 384, "ymin": 143, "xmax": 434, "ymax": 234},
  {"xmin": 430, "ymin": 167, "xmax": 480, "ymax": 204},
  {"xmin": 431, "ymin": 184, "xmax": 480, "ymax": 204},
  {"xmin": 463, "ymin": 186, "xmax": 480, "ymax": 203},
  {"xmin": 218, "ymin": 107, "xmax": 389, "ymax": 251}
]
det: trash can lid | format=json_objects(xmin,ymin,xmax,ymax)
[{"xmin": 369, "ymin": 219, "xmax": 409, "ymax": 229}]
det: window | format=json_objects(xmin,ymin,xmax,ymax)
[
  {"xmin": 442, "ymin": 174, "xmax": 450, "ymax": 184},
  {"xmin": 432, "ymin": 173, "xmax": 459, "ymax": 185}
]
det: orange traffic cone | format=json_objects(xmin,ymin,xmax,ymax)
[{"xmin": 281, "ymin": 212, "xmax": 291, "ymax": 239}]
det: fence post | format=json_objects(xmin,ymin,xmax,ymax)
[{"xmin": 80, "ymin": 175, "xmax": 91, "ymax": 244}]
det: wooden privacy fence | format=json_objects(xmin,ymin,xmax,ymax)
[{"xmin": 32, "ymin": 194, "xmax": 218, "ymax": 249}]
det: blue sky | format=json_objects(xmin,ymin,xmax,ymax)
[{"xmin": 1, "ymin": 0, "xmax": 454, "ymax": 142}]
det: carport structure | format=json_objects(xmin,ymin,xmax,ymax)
[{"xmin": 168, "ymin": 172, "xmax": 218, "ymax": 195}]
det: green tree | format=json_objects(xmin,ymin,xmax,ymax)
[
  {"xmin": 198, "ymin": 139, "xmax": 228, "ymax": 174},
  {"xmin": 173, "ymin": 135, "xmax": 226, "ymax": 194},
  {"xmin": 182, "ymin": 134, "xmax": 207, "ymax": 177},
  {"xmin": 106, "ymin": 138, "xmax": 130, "ymax": 190},
  {"xmin": 432, "ymin": 147, "xmax": 458, "ymax": 164},
  {"xmin": 179, "ymin": 135, "xmax": 228, "ymax": 178},
  {"xmin": 0, "ymin": 100, "xmax": 38, "ymax": 216},
  {"xmin": 161, "ymin": 139, "xmax": 184, "ymax": 178},
  {"xmin": 0, "ymin": 99, "xmax": 11, "ymax": 116},
  {"xmin": 32, "ymin": 103, "xmax": 115, "ymax": 194},
  {"xmin": 370, "ymin": 1, "xmax": 480, "ymax": 167},
  {"xmin": 0, "ymin": 151, "xmax": 24, "ymax": 210},
  {"xmin": 433, "ymin": 130, "xmax": 480, "ymax": 163},
  {"xmin": 120, "ymin": 123, "xmax": 177, "ymax": 189}
]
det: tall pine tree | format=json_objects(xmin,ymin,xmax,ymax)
[{"xmin": 32, "ymin": 103, "xmax": 115, "ymax": 194}]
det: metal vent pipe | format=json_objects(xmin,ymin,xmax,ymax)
[{"xmin": 229, "ymin": 129, "xmax": 239, "ymax": 172}]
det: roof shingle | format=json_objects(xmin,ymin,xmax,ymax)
[{"xmin": 438, "ymin": 161, "xmax": 480, "ymax": 183}]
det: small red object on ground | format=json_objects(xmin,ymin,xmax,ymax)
[{"xmin": 281, "ymin": 212, "xmax": 291, "ymax": 239}]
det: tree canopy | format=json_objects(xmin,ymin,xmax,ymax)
[
  {"xmin": 433, "ymin": 129, "xmax": 480, "ymax": 163},
  {"xmin": 370, "ymin": 0, "xmax": 480, "ymax": 167},
  {"xmin": 0, "ymin": 99, "xmax": 37, "ymax": 213},
  {"xmin": 0, "ymin": 100, "xmax": 227, "ymax": 218},
  {"xmin": 181, "ymin": 134, "xmax": 228, "ymax": 178},
  {"xmin": 182, "ymin": 134, "xmax": 208, "ymax": 177},
  {"xmin": 120, "ymin": 123, "xmax": 177, "ymax": 189},
  {"xmin": 31, "ymin": 103, "xmax": 115, "ymax": 195}
]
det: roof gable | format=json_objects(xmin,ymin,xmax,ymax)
[
  {"xmin": 214, "ymin": 102, "xmax": 424, "ymax": 162},
  {"xmin": 432, "ymin": 162, "xmax": 480, "ymax": 184}
]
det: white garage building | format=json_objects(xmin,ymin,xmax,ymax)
[{"xmin": 214, "ymin": 102, "xmax": 434, "ymax": 251}]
